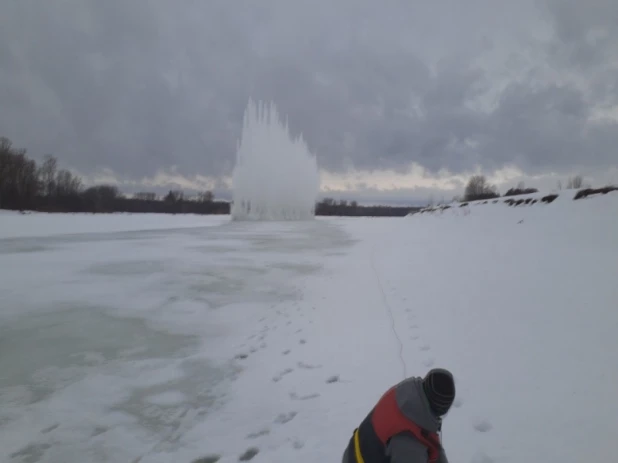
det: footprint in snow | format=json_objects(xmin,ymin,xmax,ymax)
[
  {"xmin": 289, "ymin": 392, "xmax": 320, "ymax": 401},
  {"xmin": 299, "ymin": 339, "xmax": 307, "ymax": 345},
  {"xmin": 235, "ymin": 353, "xmax": 249, "ymax": 360},
  {"xmin": 290, "ymin": 439, "xmax": 304, "ymax": 450},
  {"xmin": 423, "ymin": 358, "xmax": 435, "ymax": 368},
  {"xmin": 272, "ymin": 368, "xmax": 294, "ymax": 382},
  {"xmin": 297, "ymin": 361, "xmax": 321, "ymax": 370},
  {"xmin": 326, "ymin": 375, "xmax": 340, "ymax": 384},
  {"xmin": 410, "ymin": 334, "xmax": 419, "ymax": 340},
  {"xmin": 246, "ymin": 429, "xmax": 270, "ymax": 439},
  {"xmin": 274, "ymin": 411, "xmax": 297, "ymax": 424},
  {"xmin": 192, "ymin": 455, "xmax": 221, "ymax": 463},
  {"xmin": 41, "ymin": 424, "xmax": 59, "ymax": 434},
  {"xmin": 91, "ymin": 426, "xmax": 108, "ymax": 437},
  {"xmin": 453, "ymin": 397, "xmax": 463, "ymax": 408},
  {"xmin": 282, "ymin": 349, "xmax": 291, "ymax": 355},
  {"xmin": 419, "ymin": 345, "xmax": 431, "ymax": 352},
  {"xmin": 239, "ymin": 447, "xmax": 259, "ymax": 461},
  {"xmin": 473, "ymin": 419, "xmax": 493, "ymax": 433}
]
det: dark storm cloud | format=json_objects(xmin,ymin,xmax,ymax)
[{"xmin": 0, "ymin": 0, "xmax": 616, "ymax": 184}]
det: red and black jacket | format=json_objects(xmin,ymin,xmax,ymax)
[{"xmin": 346, "ymin": 386, "xmax": 441, "ymax": 463}]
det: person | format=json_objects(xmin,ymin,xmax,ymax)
[{"xmin": 342, "ymin": 368, "xmax": 455, "ymax": 463}]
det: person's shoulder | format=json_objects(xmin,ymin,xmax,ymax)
[{"xmin": 394, "ymin": 376, "xmax": 422, "ymax": 399}]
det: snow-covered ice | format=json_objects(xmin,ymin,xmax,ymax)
[{"xmin": 1, "ymin": 191, "xmax": 617, "ymax": 463}]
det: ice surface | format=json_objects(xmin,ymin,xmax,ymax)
[
  {"xmin": 230, "ymin": 100, "xmax": 320, "ymax": 221},
  {"xmin": 0, "ymin": 215, "xmax": 351, "ymax": 462},
  {"xmin": 0, "ymin": 211, "xmax": 228, "ymax": 239},
  {"xmin": 1, "ymin": 191, "xmax": 618, "ymax": 463}
]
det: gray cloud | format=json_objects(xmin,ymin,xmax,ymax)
[{"xmin": 0, "ymin": 0, "xmax": 616, "ymax": 191}]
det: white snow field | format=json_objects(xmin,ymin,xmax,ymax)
[{"xmin": 1, "ymin": 192, "xmax": 617, "ymax": 463}]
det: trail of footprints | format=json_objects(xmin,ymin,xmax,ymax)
[
  {"xmin": 400, "ymin": 293, "xmax": 495, "ymax": 444},
  {"xmin": 202, "ymin": 294, "xmax": 493, "ymax": 463},
  {"xmin": 224, "ymin": 300, "xmax": 338, "ymax": 461},
  {"xmin": 404, "ymin": 303, "xmax": 434, "ymax": 364}
]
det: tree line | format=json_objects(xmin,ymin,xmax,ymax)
[
  {"xmin": 459, "ymin": 174, "xmax": 586, "ymax": 203},
  {"xmin": 0, "ymin": 137, "xmax": 228, "ymax": 215},
  {"xmin": 316, "ymin": 198, "xmax": 420, "ymax": 217},
  {"xmin": 0, "ymin": 136, "xmax": 421, "ymax": 217}
]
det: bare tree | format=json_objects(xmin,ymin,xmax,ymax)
[
  {"xmin": 198, "ymin": 190, "xmax": 214, "ymax": 202},
  {"xmin": 463, "ymin": 175, "xmax": 499, "ymax": 201},
  {"xmin": 0, "ymin": 136, "xmax": 13, "ymax": 155},
  {"xmin": 55, "ymin": 169, "xmax": 82, "ymax": 197},
  {"xmin": 566, "ymin": 175, "xmax": 583, "ymax": 189},
  {"xmin": 164, "ymin": 190, "xmax": 184, "ymax": 203},
  {"xmin": 39, "ymin": 155, "xmax": 58, "ymax": 197},
  {"xmin": 0, "ymin": 137, "xmax": 40, "ymax": 210}
]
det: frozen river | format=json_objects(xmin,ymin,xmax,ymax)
[
  {"xmin": 2, "ymin": 196, "xmax": 618, "ymax": 463},
  {"xmin": 0, "ymin": 215, "xmax": 352, "ymax": 462}
]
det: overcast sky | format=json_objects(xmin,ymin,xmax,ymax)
[{"xmin": 1, "ymin": 0, "xmax": 617, "ymax": 204}]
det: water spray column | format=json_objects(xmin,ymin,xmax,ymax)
[{"xmin": 231, "ymin": 100, "xmax": 320, "ymax": 221}]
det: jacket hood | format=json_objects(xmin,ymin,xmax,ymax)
[{"xmin": 394, "ymin": 377, "xmax": 442, "ymax": 433}]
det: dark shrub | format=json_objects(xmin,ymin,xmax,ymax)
[
  {"xmin": 574, "ymin": 186, "xmax": 618, "ymax": 200},
  {"xmin": 541, "ymin": 194, "xmax": 559, "ymax": 204},
  {"xmin": 504, "ymin": 187, "xmax": 539, "ymax": 197}
]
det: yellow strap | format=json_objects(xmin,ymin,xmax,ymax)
[{"xmin": 353, "ymin": 429, "xmax": 365, "ymax": 463}]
